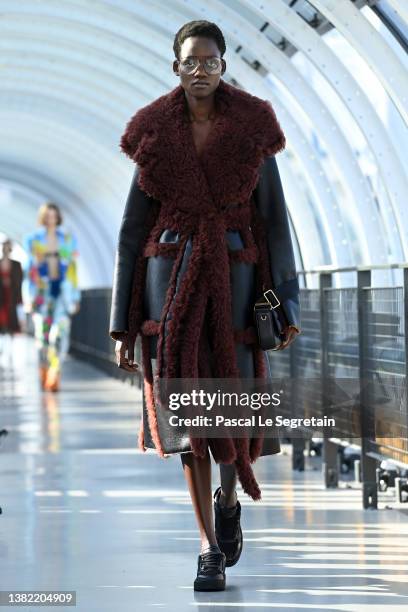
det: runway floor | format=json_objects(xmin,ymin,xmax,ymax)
[{"xmin": 1, "ymin": 335, "xmax": 408, "ymax": 611}]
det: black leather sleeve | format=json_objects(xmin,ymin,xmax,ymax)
[
  {"xmin": 14, "ymin": 261, "xmax": 23, "ymax": 304},
  {"xmin": 109, "ymin": 165, "xmax": 155, "ymax": 340},
  {"xmin": 253, "ymin": 155, "xmax": 301, "ymax": 331}
]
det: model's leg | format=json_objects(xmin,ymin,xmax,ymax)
[
  {"xmin": 0, "ymin": 333, "xmax": 11, "ymax": 367},
  {"xmin": 181, "ymin": 450, "xmax": 227, "ymax": 591},
  {"xmin": 48, "ymin": 313, "xmax": 71, "ymax": 375},
  {"xmin": 180, "ymin": 449, "xmax": 220, "ymax": 554},
  {"xmin": 219, "ymin": 463, "xmax": 238, "ymax": 508},
  {"xmin": 0, "ymin": 333, "xmax": 11, "ymax": 368},
  {"xmin": 33, "ymin": 313, "xmax": 47, "ymax": 362},
  {"xmin": 45, "ymin": 292, "xmax": 72, "ymax": 391},
  {"xmin": 32, "ymin": 312, "xmax": 49, "ymax": 387}
]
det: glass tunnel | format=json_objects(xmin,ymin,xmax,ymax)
[
  {"xmin": 1, "ymin": 2, "xmax": 408, "ymax": 610},
  {"xmin": 1, "ymin": 0, "xmax": 407, "ymax": 289}
]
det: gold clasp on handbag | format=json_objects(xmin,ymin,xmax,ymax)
[
  {"xmin": 264, "ymin": 289, "xmax": 280, "ymax": 309},
  {"xmin": 254, "ymin": 288, "xmax": 280, "ymax": 312}
]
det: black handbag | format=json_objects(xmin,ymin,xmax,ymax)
[{"xmin": 253, "ymin": 288, "xmax": 285, "ymax": 351}]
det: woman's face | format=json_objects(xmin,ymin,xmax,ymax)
[
  {"xmin": 173, "ymin": 36, "xmax": 225, "ymax": 98},
  {"xmin": 44, "ymin": 207, "xmax": 59, "ymax": 228},
  {"xmin": 2, "ymin": 241, "xmax": 12, "ymax": 257}
]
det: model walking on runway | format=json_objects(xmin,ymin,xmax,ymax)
[
  {"xmin": 110, "ymin": 20, "xmax": 301, "ymax": 591},
  {"xmin": 23, "ymin": 203, "xmax": 81, "ymax": 391},
  {"xmin": 0, "ymin": 238, "xmax": 24, "ymax": 364}
]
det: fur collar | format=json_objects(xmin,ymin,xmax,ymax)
[{"xmin": 120, "ymin": 78, "xmax": 285, "ymax": 212}]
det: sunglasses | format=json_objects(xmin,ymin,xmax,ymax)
[{"xmin": 177, "ymin": 55, "xmax": 223, "ymax": 75}]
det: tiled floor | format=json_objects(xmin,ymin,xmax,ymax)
[{"xmin": 1, "ymin": 335, "xmax": 408, "ymax": 611}]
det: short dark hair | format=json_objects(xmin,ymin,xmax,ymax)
[{"xmin": 173, "ymin": 20, "xmax": 226, "ymax": 60}]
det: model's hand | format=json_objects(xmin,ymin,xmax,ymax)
[
  {"xmin": 115, "ymin": 338, "xmax": 140, "ymax": 373},
  {"xmin": 273, "ymin": 325, "xmax": 301, "ymax": 351}
]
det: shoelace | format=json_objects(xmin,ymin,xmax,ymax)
[{"xmin": 199, "ymin": 551, "xmax": 224, "ymax": 575}]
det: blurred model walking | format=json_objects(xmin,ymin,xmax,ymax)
[
  {"xmin": 0, "ymin": 238, "xmax": 23, "ymax": 334},
  {"xmin": 23, "ymin": 202, "xmax": 81, "ymax": 391},
  {"xmin": 0, "ymin": 238, "xmax": 24, "ymax": 364}
]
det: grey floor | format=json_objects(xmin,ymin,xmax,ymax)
[{"xmin": 1, "ymin": 335, "xmax": 408, "ymax": 612}]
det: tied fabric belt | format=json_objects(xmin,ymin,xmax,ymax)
[
  {"xmin": 144, "ymin": 204, "xmax": 259, "ymax": 381},
  {"xmin": 145, "ymin": 206, "xmax": 271, "ymax": 501}
]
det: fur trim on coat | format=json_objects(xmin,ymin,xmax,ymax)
[{"xmin": 120, "ymin": 78, "xmax": 286, "ymax": 501}]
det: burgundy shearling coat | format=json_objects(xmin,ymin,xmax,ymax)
[{"xmin": 109, "ymin": 78, "xmax": 301, "ymax": 500}]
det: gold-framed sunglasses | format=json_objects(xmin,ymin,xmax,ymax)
[{"xmin": 177, "ymin": 55, "xmax": 224, "ymax": 75}]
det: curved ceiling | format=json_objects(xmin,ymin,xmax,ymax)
[{"xmin": 0, "ymin": 0, "xmax": 407, "ymax": 288}]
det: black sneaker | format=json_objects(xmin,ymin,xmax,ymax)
[
  {"xmin": 193, "ymin": 550, "xmax": 226, "ymax": 591},
  {"xmin": 214, "ymin": 486, "xmax": 243, "ymax": 567}
]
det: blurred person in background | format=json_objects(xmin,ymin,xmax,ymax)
[
  {"xmin": 0, "ymin": 238, "xmax": 25, "ymax": 364},
  {"xmin": 23, "ymin": 202, "xmax": 81, "ymax": 391}
]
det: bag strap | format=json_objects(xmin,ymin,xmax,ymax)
[{"xmin": 255, "ymin": 277, "xmax": 299, "ymax": 310}]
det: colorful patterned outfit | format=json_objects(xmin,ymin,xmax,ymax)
[{"xmin": 23, "ymin": 227, "xmax": 80, "ymax": 377}]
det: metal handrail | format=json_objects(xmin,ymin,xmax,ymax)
[{"xmin": 297, "ymin": 262, "xmax": 408, "ymax": 275}]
